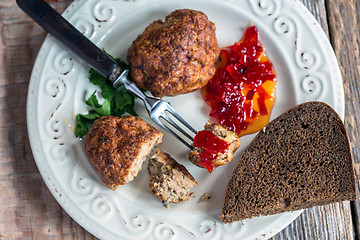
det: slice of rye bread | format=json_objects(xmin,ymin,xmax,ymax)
[{"xmin": 220, "ymin": 101, "xmax": 356, "ymax": 223}]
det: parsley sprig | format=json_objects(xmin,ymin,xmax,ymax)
[{"xmin": 75, "ymin": 55, "xmax": 137, "ymax": 138}]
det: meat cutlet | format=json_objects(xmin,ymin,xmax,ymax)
[
  {"xmin": 127, "ymin": 9, "xmax": 220, "ymax": 97},
  {"xmin": 148, "ymin": 149, "xmax": 197, "ymax": 203},
  {"xmin": 83, "ymin": 116, "xmax": 163, "ymax": 190}
]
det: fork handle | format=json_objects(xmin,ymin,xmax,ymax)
[
  {"xmin": 113, "ymin": 71, "xmax": 160, "ymax": 111},
  {"xmin": 18, "ymin": 0, "xmax": 160, "ymax": 113},
  {"xmin": 16, "ymin": 0, "xmax": 122, "ymax": 80}
]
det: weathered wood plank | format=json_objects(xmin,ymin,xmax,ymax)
[
  {"xmin": 326, "ymin": 0, "xmax": 360, "ymax": 239},
  {"xmin": 0, "ymin": 0, "xmax": 96, "ymax": 239},
  {"xmin": 274, "ymin": 203, "xmax": 354, "ymax": 239},
  {"xmin": 300, "ymin": 0, "xmax": 329, "ymax": 37},
  {"xmin": 0, "ymin": 0, "xmax": 357, "ymax": 239}
]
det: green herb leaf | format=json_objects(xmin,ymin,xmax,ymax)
[
  {"xmin": 95, "ymin": 99, "xmax": 111, "ymax": 116},
  {"xmin": 88, "ymin": 68, "xmax": 106, "ymax": 87},
  {"xmin": 74, "ymin": 51, "xmax": 138, "ymax": 138},
  {"xmin": 80, "ymin": 111, "xmax": 101, "ymax": 120},
  {"xmin": 88, "ymin": 69, "xmax": 115, "ymax": 100},
  {"xmin": 101, "ymin": 84, "xmax": 115, "ymax": 100},
  {"xmin": 86, "ymin": 91, "xmax": 101, "ymax": 108},
  {"xmin": 126, "ymin": 107, "xmax": 138, "ymax": 117},
  {"xmin": 85, "ymin": 91, "xmax": 111, "ymax": 116},
  {"xmin": 75, "ymin": 113, "xmax": 98, "ymax": 138},
  {"xmin": 113, "ymin": 88, "xmax": 134, "ymax": 113}
]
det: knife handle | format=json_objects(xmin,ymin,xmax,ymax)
[{"xmin": 16, "ymin": 0, "xmax": 122, "ymax": 80}]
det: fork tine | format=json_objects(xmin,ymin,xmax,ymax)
[
  {"xmin": 165, "ymin": 105, "xmax": 198, "ymax": 134},
  {"xmin": 146, "ymin": 97, "xmax": 197, "ymax": 149},
  {"xmin": 151, "ymin": 117, "xmax": 193, "ymax": 149},
  {"xmin": 161, "ymin": 113, "xmax": 194, "ymax": 142}
]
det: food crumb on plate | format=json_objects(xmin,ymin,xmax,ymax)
[
  {"xmin": 162, "ymin": 200, "xmax": 170, "ymax": 209},
  {"xmin": 201, "ymin": 192, "xmax": 211, "ymax": 200}
]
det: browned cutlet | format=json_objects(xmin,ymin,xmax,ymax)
[
  {"xmin": 127, "ymin": 9, "xmax": 220, "ymax": 97},
  {"xmin": 83, "ymin": 116, "xmax": 163, "ymax": 190}
]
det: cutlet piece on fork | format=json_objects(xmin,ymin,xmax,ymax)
[{"xmin": 17, "ymin": 0, "xmax": 197, "ymax": 148}]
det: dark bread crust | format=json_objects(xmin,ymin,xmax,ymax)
[
  {"xmin": 221, "ymin": 101, "xmax": 356, "ymax": 223},
  {"xmin": 127, "ymin": 9, "xmax": 219, "ymax": 97},
  {"xmin": 83, "ymin": 116, "xmax": 162, "ymax": 190}
]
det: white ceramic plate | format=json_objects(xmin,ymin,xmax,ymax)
[{"xmin": 27, "ymin": 0, "xmax": 344, "ymax": 239}]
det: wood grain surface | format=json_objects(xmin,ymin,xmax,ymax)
[{"xmin": 0, "ymin": 0, "xmax": 358, "ymax": 239}]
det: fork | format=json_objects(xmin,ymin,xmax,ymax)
[{"xmin": 17, "ymin": 0, "xmax": 197, "ymax": 148}]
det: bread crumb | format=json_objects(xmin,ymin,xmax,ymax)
[
  {"xmin": 162, "ymin": 200, "xmax": 170, "ymax": 208},
  {"xmin": 201, "ymin": 193, "xmax": 211, "ymax": 200},
  {"xmin": 262, "ymin": 127, "xmax": 266, "ymax": 133}
]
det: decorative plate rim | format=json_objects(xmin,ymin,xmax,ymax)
[{"xmin": 26, "ymin": 0, "xmax": 344, "ymax": 239}]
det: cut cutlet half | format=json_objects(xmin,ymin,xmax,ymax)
[
  {"xmin": 148, "ymin": 149, "xmax": 197, "ymax": 203},
  {"xmin": 221, "ymin": 101, "xmax": 356, "ymax": 223},
  {"xmin": 83, "ymin": 116, "xmax": 163, "ymax": 190}
]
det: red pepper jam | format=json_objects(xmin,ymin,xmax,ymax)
[
  {"xmin": 205, "ymin": 26, "xmax": 276, "ymax": 136},
  {"xmin": 193, "ymin": 130, "xmax": 230, "ymax": 173}
]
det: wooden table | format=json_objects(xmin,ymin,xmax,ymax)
[{"xmin": 0, "ymin": 0, "xmax": 358, "ymax": 239}]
